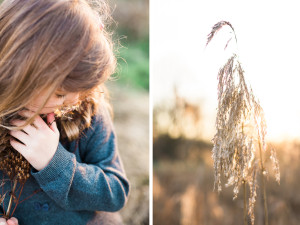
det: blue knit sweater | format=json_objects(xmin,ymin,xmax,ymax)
[{"xmin": 0, "ymin": 107, "xmax": 130, "ymax": 224}]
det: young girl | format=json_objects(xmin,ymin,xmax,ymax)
[{"xmin": 0, "ymin": 0, "xmax": 130, "ymax": 224}]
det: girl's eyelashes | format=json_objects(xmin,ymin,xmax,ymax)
[{"xmin": 56, "ymin": 94, "xmax": 66, "ymax": 99}]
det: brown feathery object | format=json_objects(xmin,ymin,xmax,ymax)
[
  {"xmin": 51, "ymin": 89, "xmax": 102, "ymax": 143},
  {"xmin": 55, "ymin": 85, "xmax": 112, "ymax": 143},
  {"xmin": 0, "ymin": 111, "xmax": 31, "ymax": 184}
]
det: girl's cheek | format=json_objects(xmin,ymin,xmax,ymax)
[
  {"xmin": 45, "ymin": 97, "xmax": 64, "ymax": 108},
  {"xmin": 64, "ymin": 95, "xmax": 80, "ymax": 106}
]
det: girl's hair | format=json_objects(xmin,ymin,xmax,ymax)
[{"xmin": 0, "ymin": 0, "xmax": 116, "ymax": 141}]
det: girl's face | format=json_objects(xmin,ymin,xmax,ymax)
[{"xmin": 25, "ymin": 89, "xmax": 80, "ymax": 114}]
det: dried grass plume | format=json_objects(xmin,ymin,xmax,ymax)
[{"xmin": 208, "ymin": 21, "xmax": 280, "ymax": 225}]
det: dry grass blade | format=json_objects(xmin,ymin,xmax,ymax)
[
  {"xmin": 0, "ymin": 192, "xmax": 6, "ymax": 205},
  {"xmin": 270, "ymin": 146, "xmax": 280, "ymax": 184}
]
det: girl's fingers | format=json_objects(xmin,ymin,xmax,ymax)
[
  {"xmin": 7, "ymin": 217, "xmax": 18, "ymax": 225},
  {"xmin": 18, "ymin": 110, "xmax": 47, "ymax": 130},
  {"xmin": 0, "ymin": 218, "xmax": 7, "ymax": 225},
  {"xmin": 47, "ymin": 112, "xmax": 58, "ymax": 133},
  {"xmin": 10, "ymin": 119, "xmax": 37, "ymax": 136},
  {"xmin": 10, "ymin": 138, "xmax": 27, "ymax": 157},
  {"xmin": 10, "ymin": 130, "xmax": 30, "ymax": 146}
]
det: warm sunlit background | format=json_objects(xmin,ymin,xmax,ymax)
[
  {"xmin": 152, "ymin": 0, "xmax": 300, "ymax": 142},
  {"xmin": 152, "ymin": 0, "xmax": 300, "ymax": 224}
]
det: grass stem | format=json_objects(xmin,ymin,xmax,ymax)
[
  {"xmin": 243, "ymin": 181, "xmax": 247, "ymax": 225},
  {"xmin": 258, "ymin": 140, "xmax": 268, "ymax": 225},
  {"xmin": 4, "ymin": 177, "xmax": 17, "ymax": 219}
]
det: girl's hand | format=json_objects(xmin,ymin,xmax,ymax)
[
  {"xmin": 9, "ymin": 110, "xmax": 60, "ymax": 171},
  {"xmin": 0, "ymin": 217, "xmax": 18, "ymax": 225}
]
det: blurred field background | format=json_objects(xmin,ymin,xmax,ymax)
[
  {"xmin": 152, "ymin": 0, "xmax": 300, "ymax": 224},
  {"xmin": 153, "ymin": 95, "xmax": 300, "ymax": 225},
  {"xmin": 108, "ymin": 0, "xmax": 149, "ymax": 224}
]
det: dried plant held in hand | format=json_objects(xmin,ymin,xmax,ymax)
[
  {"xmin": 207, "ymin": 21, "xmax": 280, "ymax": 225},
  {"xmin": 0, "ymin": 112, "xmax": 31, "ymax": 184}
]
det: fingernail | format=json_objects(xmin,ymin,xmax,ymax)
[{"xmin": 49, "ymin": 119, "xmax": 56, "ymax": 126}]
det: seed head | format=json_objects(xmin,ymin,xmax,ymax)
[{"xmin": 208, "ymin": 21, "xmax": 280, "ymax": 225}]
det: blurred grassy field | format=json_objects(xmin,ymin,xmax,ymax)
[
  {"xmin": 154, "ymin": 135, "xmax": 300, "ymax": 225},
  {"xmin": 153, "ymin": 96, "xmax": 300, "ymax": 225},
  {"xmin": 108, "ymin": 84, "xmax": 149, "ymax": 225},
  {"xmin": 116, "ymin": 38, "xmax": 149, "ymax": 91},
  {"xmin": 110, "ymin": 0, "xmax": 149, "ymax": 224},
  {"xmin": 111, "ymin": 0, "xmax": 149, "ymax": 91}
]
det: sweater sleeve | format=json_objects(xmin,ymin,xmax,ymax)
[{"xmin": 30, "ymin": 107, "xmax": 130, "ymax": 212}]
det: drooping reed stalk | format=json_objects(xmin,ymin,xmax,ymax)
[{"xmin": 207, "ymin": 21, "xmax": 280, "ymax": 225}]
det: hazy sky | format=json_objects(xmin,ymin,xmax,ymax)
[{"xmin": 151, "ymin": 0, "xmax": 300, "ymax": 141}]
